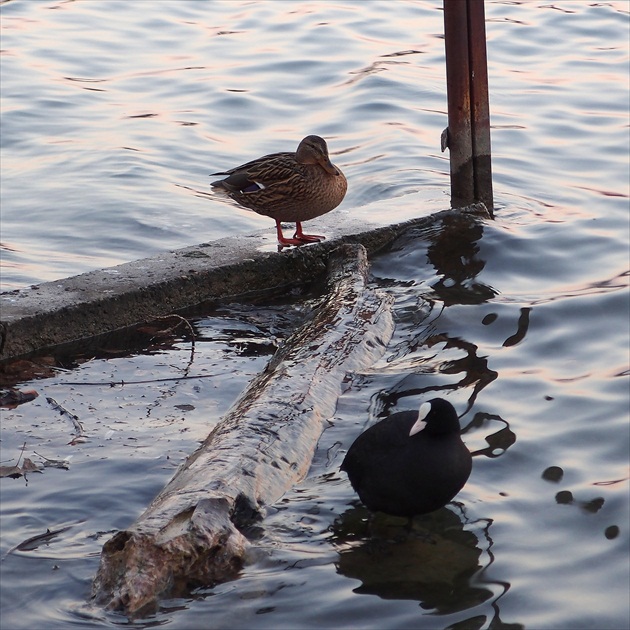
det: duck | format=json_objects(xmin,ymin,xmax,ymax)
[
  {"xmin": 210, "ymin": 135, "xmax": 347, "ymax": 247},
  {"xmin": 341, "ymin": 398, "xmax": 472, "ymax": 518}
]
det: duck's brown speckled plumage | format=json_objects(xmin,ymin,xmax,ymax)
[{"xmin": 211, "ymin": 135, "xmax": 347, "ymax": 246}]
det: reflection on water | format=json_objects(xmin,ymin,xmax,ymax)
[
  {"xmin": 334, "ymin": 507, "xmax": 525, "ymax": 630},
  {"xmin": 375, "ymin": 221, "xmax": 503, "ymax": 419},
  {"xmin": 501, "ymin": 307, "xmax": 531, "ymax": 348},
  {"xmin": 426, "ymin": 215, "xmax": 497, "ymax": 306},
  {"xmin": 467, "ymin": 412, "xmax": 516, "ymax": 459},
  {"xmin": 333, "ymin": 507, "xmax": 489, "ymax": 612}
]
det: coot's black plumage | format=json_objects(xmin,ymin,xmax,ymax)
[{"xmin": 341, "ymin": 398, "xmax": 472, "ymax": 517}]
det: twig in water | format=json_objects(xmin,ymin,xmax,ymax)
[
  {"xmin": 149, "ymin": 314, "xmax": 196, "ymax": 371},
  {"xmin": 16, "ymin": 441, "xmax": 26, "ymax": 468},
  {"xmin": 33, "ymin": 451, "xmax": 71, "ymax": 470},
  {"xmin": 46, "ymin": 397, "xmax": 86, "ymax": 441},
  {"xmin": 59, "ymin": 369, "xmax": 232, "ymax": 388}
]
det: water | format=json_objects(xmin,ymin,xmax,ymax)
[{"xmin": 1, "ymin": 1, "xmax": 629, "ymax": 629}]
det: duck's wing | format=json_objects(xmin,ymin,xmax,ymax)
[{"xmin": 211, "ymin": 152, "xmax": 300, "ymax": 193}]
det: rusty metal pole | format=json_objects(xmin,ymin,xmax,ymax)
[
  {"xmin": 442, "ymin": 0, "xmax": 493, "ymax": 214},
  {"xmin": 443, "ymin": 0, "xmax": 474, "ymax": 208},
  {"xmin": 467, "ymin": 0, "xmax": 493, "ymax": 211}
]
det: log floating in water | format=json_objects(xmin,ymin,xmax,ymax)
[{"xmin": 91, "ymin": 243, "xmax": 395, "ymax": 616}]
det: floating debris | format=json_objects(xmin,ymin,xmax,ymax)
[
  {"xmin": 0, "ymin": 458, "xmax": 43, "ymax": 479},
  {"xmin": 33, "ymin": 451, "xmax": 71, "ymax": 470},
  {"xmin": 46, "ymin": 397, "xmax": 87, "ymax": 443},
  {"xmin": 0, "ymin": 388, "xmax": 39, "ymax": 409}
]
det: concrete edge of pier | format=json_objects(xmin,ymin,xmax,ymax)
[{"xmin": 0, "ymin": 203, "xmax": 490, "ymax": 362}]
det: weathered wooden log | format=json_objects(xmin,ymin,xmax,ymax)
[{"xmin": 91, "ymin": 243, "xmax": 395, "ymax": 615}]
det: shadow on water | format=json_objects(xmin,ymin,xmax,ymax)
[
  {"xmin": 331, "ymin": 505, "xmax": 522, "ymax": 630},
  {"xmin": 332, "ymin": 506, "xmax": 486, "ymax": 609}
]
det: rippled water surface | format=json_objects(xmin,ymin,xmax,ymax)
[{"xmin": 1, "ymin": 1, "xmax": 629, "ymax": 629}]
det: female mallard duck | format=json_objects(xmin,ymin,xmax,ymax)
[{"xmin": 211, "ymin": 135, "xmax": 347, "ymax": 246}]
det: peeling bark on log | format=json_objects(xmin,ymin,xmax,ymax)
[{"xmin": 91, "ymin": 243, "xmax": 395, "ymax": 616}]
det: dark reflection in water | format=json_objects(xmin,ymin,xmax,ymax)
[
  {"xmin": 324, "ymin": 215, "xmax": 530, "ymax": 627},
  {"xmin": 541, "ymin": 465, "xmax": 564, "ymax": 482},
  {"xmin": 332, "ymin": 506, "xmax": 523, "ymax": 630},
  {"xmin": 543, "ymin": 466, "xmax": 611, "ymax": 520},
  {"xmin": 502, "ymin": 307, "xmax": 532, "ymax": 347},
  {"xmin": 425, "ymin": 214, "xmax": 498, "ymax": 306},
  {"xmin": 555, "ymin": 491, "xmax": 605, "ymax": 514},
  {"xmin": 332, "ymin": 507, "xmax": 488, "ymax": 612},
  {"xmin": 372, "ymin": 213, "xmax": 526, "ymax": 470},
  {"xmin": 378, "ymin": 342, "xmax": 499, "ymax": 422},
  {"xmin": 377, "ymin": 212, "xmax": 496, "ymax": 304},
  {"xmin": 432, "ymin": 334, "xmax": 499, "ymax": 410},
  {"xmin": 376, "ymin": 214, "xmax": 500, "ymax": 415},
  {"xmin": 466, "ymin": 412, "xmax": 517, "ymax": 458}
]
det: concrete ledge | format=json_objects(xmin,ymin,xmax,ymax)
[{"xmin": 0, "ymin": 203, "xmax": 490, "ymax": 361}]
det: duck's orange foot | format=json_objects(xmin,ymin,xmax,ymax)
[
  {"xmin": 293, "ymin": 232, "xmax": 325, "ymax": 243},
  {"xmin": 294, "ymin": 221, "xmax": 325, "ymax": 243},
  {"xmin": 277, "ymin": 236, "xmax": 306, "ymax": 247},
  {"xmin": 275, "ymin": 220, "xmax": 325, "ymax": 247}
]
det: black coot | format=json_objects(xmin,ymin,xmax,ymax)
[{"xmin": 341, "ymin": 398, "xmax": 472, "ymax": 517}]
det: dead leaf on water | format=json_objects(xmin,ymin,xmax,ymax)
[
  {"xmin": 0, "ymin": 388, "xmax": 39, "ymax": 409},
  {"xmin": 0, "ymin": 458, "xmax": 43, "ymax": 479}
]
